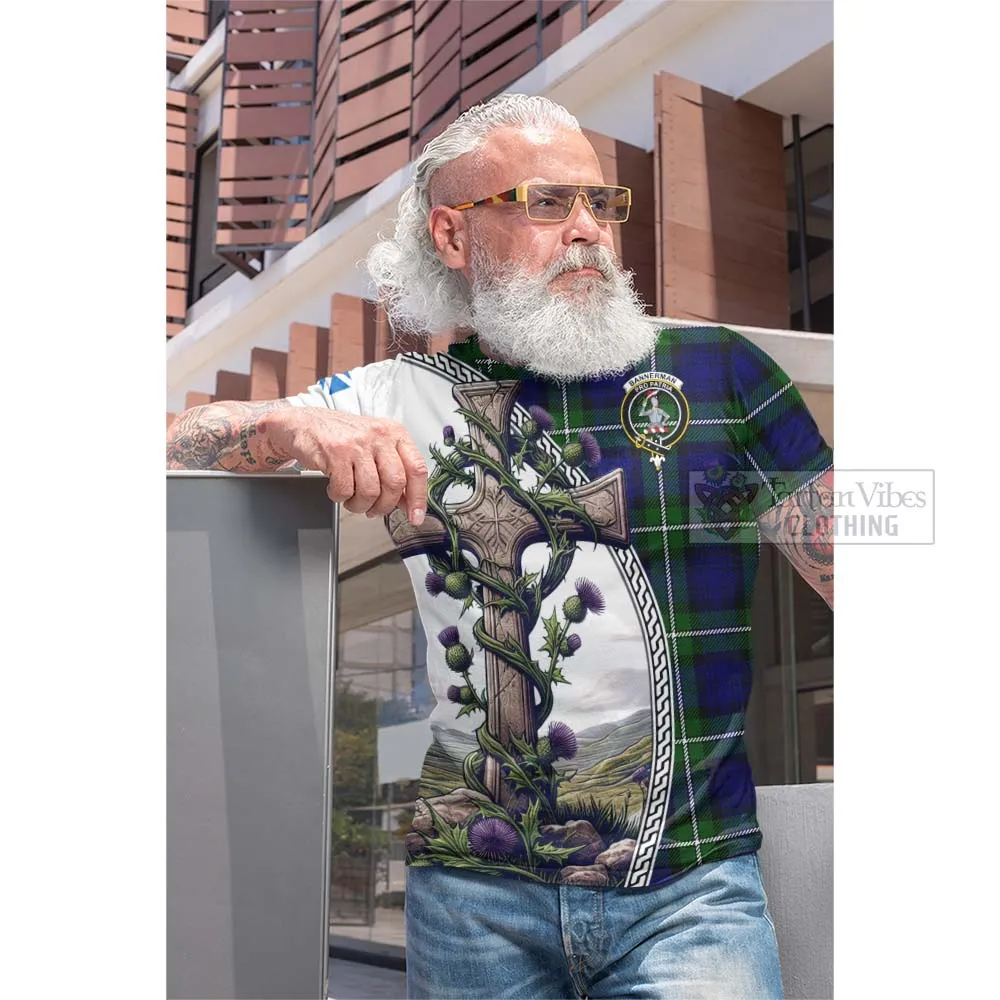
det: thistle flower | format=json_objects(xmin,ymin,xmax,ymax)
[
  {"xmin": 442, "ymin": 425, "xmax": 456, "ymax": 446},
  {"xmin": 562, "ymin": 578, "xmax": 606, "ymax": 623},
  {"xmin": 437, "ymin": 625, "xmax": 460, "ymax": 647},
  {"xmin": 579, "ymin": 432, "xmax": 601, "ymax": 467},
  {"xmin": 528, "ymin": 405, "xmax": 555, "ymax": 432},
  {"xmin": 561, "ymin": 441, "xmax": 584, "ymax": 467},
  {"xmin": 547, "ymin": 721, "xmax": 578, "ymax": 761},
  {"xmin": 560, "ymin": 633, "xmax": 582, "ymax": 657},
  {"xmin": 444, "ymin": 571, "xmax": 472, "ymax": 599},
  {"xmin": 576, "ymin": 578, "xmax": 605, "ymax": 614},
  {"xmin": 445, "ymin": 644, "xmax": 473, "ymax": 673},
  {"xmin": 425, "ymin": 571, "xmax": 446, "ymax": 597},
  {"xmin": 468, "ymin": 817, "xmax": 521, "ymax": 859},
  {"xmin": 446, "ymin": 684, "xmax": 475, "ymax": 704}
]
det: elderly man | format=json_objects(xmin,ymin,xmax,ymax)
[{"xmin": 167, "ymin": 94, "xmax": 833, "ymax": 1000}]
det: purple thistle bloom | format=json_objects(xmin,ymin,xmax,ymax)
[
  {"xmin": 446, "ymin": 685, "xmax": 463, "ymax": 703},
  {"xmin": 442, "ymin": 425, "xmax": 456, "ymax": 446},
  {"xmin": 437, "ymin": 625, "xmax": 460, "ymax": 647},
  {"xmin": 575, "ymin": 578, "xmax": 606, "ymax": 615},
  {"xmin": 548, "ymin": 721, "xmax": 578, "ymax": 761},
  {"xmin": 566, "ymin": 633, "xmax": 582, "ymax": 653},
  {"xmin": 631, "ymin": 763, "xmax": 651, "ymax": 785},
  {"xmin": 579, "ymin": 431, "xmax": 601, "ymax": 467},
  {"xmin": 528, "ymin": 405, "xmax": 554, "ymax": 432},
  {"xmin": 425, "ymin": 571, "xmax": 446, "ymax": 597},
  {"xmin": 468, "ymin": 817, "xmax": 521, "ymax": 859}
]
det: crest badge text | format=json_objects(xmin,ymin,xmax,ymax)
[{"xmin": 620, "ymin": 371, "xmax": 691, "ymax": 468}]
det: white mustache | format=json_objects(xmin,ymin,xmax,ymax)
[{"xmin": 547, "ymin": 245, "xmax": 617, "ymax": 281}]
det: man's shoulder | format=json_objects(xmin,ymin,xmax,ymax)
[{"xmin": 651, "ymin": 321, "xmax": 741, "ymax": 347}]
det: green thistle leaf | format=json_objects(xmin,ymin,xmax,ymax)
[
  {"xmin": 539, "ymin": 609, "xmax": 564, "ymax": 659},
  {"xmin": 421, "ymin": 803, "xmax": 471, "ymax": 856},
  {"xmin": 519, "ymin": 798, "xmax": 541, "ymax": 843},
  {"xmin": 509, "ymin": 732, "xmax": 538, "ymax": 759},
  {"xmin": 533, "ymin": 842, "xmax": 578, "ymax": 863}
]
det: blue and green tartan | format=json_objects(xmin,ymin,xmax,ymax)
[{"xmin": 444, "ymin": 325, "xmax": 833, "ymax": 884}]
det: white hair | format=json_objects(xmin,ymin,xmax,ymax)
[{"xmin": 365, "ymin": 94, "xmax": 582, "ymax": 334}]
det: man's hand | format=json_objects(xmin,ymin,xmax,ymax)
[{"xmin": 264, "ymin": 407, "xmax": 427, "ymax": 525}]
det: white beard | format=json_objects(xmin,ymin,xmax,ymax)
[{"xmin": 467, "ymin": 243, "xmax": 658, "ymax": 381}]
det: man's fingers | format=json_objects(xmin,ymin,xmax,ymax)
[
  {"xmin": 325, "ymin": 463, "xmax": 355, "ymax": 505},
  {"xmin": 397, "ymin": 437, "xmax": 428, "ymax": 525},
  {"xmin": 343, "ymin": 454, "xmax": 380, "ymax": 514},
  {"xmin": 369, "ymin": 444, "xmax": 408, "ymax": 518}
]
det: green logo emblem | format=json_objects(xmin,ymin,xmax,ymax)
[{"xmin": 620, "ymin": 371, "xmax": 691, "ymax": 469}]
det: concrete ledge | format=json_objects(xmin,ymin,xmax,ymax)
[
  {"xmin": 757, "ymin": 782, "xmax": 834, "ymax": 1000},
  {"xmin": 328, "ymin": 935, "xmax": 405, "ymax": 972}
]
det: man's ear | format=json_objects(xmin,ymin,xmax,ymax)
[{"xmin": 429, "ymin": 206, "xmax": 468, "ymax": 271}]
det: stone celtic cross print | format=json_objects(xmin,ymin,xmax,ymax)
[{"xmin": 387, "ymin": 380, "xmax": 630, "ymax": 805}]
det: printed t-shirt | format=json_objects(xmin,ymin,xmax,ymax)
[{"xmin": 290, "ymin": 325, "xmax": 833, "ymax": 889}]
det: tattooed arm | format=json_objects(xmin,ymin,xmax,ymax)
[
  {"xmin": 757, "ymin": 468, "xmax": 834, "ymax": 610},
  {"xmin": 166, "ymin": 399, "xmax": 296, "ymax": 472},
  {"xmin": 166, "ymin": 398, "xmax": 429, "ymax": 525}
]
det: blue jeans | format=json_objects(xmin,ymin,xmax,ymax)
[{"xmin": 405, "ymin": 854, "xmax": 783, "ymax": 999}]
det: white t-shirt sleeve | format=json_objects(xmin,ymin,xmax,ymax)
[{"xmin": 288, "ymin": 356, "xmax": 400, "ymax": 418}]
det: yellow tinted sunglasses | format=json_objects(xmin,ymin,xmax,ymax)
[{"xmin": 449, "ymin": 183, "xmax": 632, "ymax": 223}]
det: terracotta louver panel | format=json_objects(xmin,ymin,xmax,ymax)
[
  {"xmin": 215, "ymin": 2, "xmax": 319, "ymax": 265},
  {"xmin": 331, "ymin": 2, "xmax": 415, "ymax": 203},
  {"xmin": 653, "ymin": 72, "xmax": 789, "ymax": 328},
  {"xmin": 166, "ymin": 89, "xmax": 199, "ymax": 338},
  {"xmin": 249, "ymin": 347, "xmax": 288, "ymax": 400},
  {"xmin": 459, "ymin": 1, "xmax": 539, "ymax": 109},
  {"xmin": 541, "ymin": 0, "xmax": 584, "ymax": 59},
  {"xmin": 215, "ymin": 370, "xmax": 250, "ymax": 402},
  {"xmin": 309, "ymin": 1, "xmax": 343, "ymax": 230},
  {"xmin": 180, "ymin": 0, "xmax": 630, "ymax": 262},
  {"xmin": 586, "ymin": 0, "xmax": 622, "ymax": 25},
  {"xmin": 286, "ymin": 322, "xmax": 331, "ymax": 396},
  {"xmin": 184, "ymin": 391, "xmax": 213, "ymax": 410},
  {"xmin": 582, "ymin": 128, "xmax": 657, "ymax": 313},
  {"xmin": 167, "ymin": 1, "xmax": 208, "ymax": 73},
  {"xmin": 410, "ymin": 0, "xmax": 461, "ymax": 149}
]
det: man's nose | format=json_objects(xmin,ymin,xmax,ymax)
[{"xmin": 562, "ymin": 192, "xmax": 603, "ymax": 244}]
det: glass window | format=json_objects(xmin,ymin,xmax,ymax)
[
  {"xmin": 208, "ymin": 1, "xmax": 227, "ymax": 34},
  {"xmin": 786, "ymin": 124, "xmax": 833, "ymax": 334},
  {"xmin": 330, "ymin": 555, "xmax": 426, "ymax": 953},
  {"xmin": 188, "ymin": 141, "xmax": 239, "ymax": 306},
  {"xmin": 746, "ymin": 550, "xmax": 834, "ymax": 786}
]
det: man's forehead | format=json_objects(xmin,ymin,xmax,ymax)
[{"xmin": 472, "ymin": 125, "xmax": 603, "ymax": 191}]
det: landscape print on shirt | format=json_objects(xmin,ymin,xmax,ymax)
[{"xmin": 385, "ymin": 360, "xmax": 672, "ymax": 888}]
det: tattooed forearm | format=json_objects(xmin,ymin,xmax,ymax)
[
  {"xmin": 166, "ymin": 399, "xmax": 293, "ymax": 472},
  {"xmin": 758, "ymin": 468, "xmax": 834, "ymax": 609}
]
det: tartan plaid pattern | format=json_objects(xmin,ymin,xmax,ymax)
[{"xmin": 448, "ymin": 325, "xmax": 833, "ymax": 884}]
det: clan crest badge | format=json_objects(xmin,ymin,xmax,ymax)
[{"xmin": 620, "ymin": 371, "xmax": 691, "ymax": 468}]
